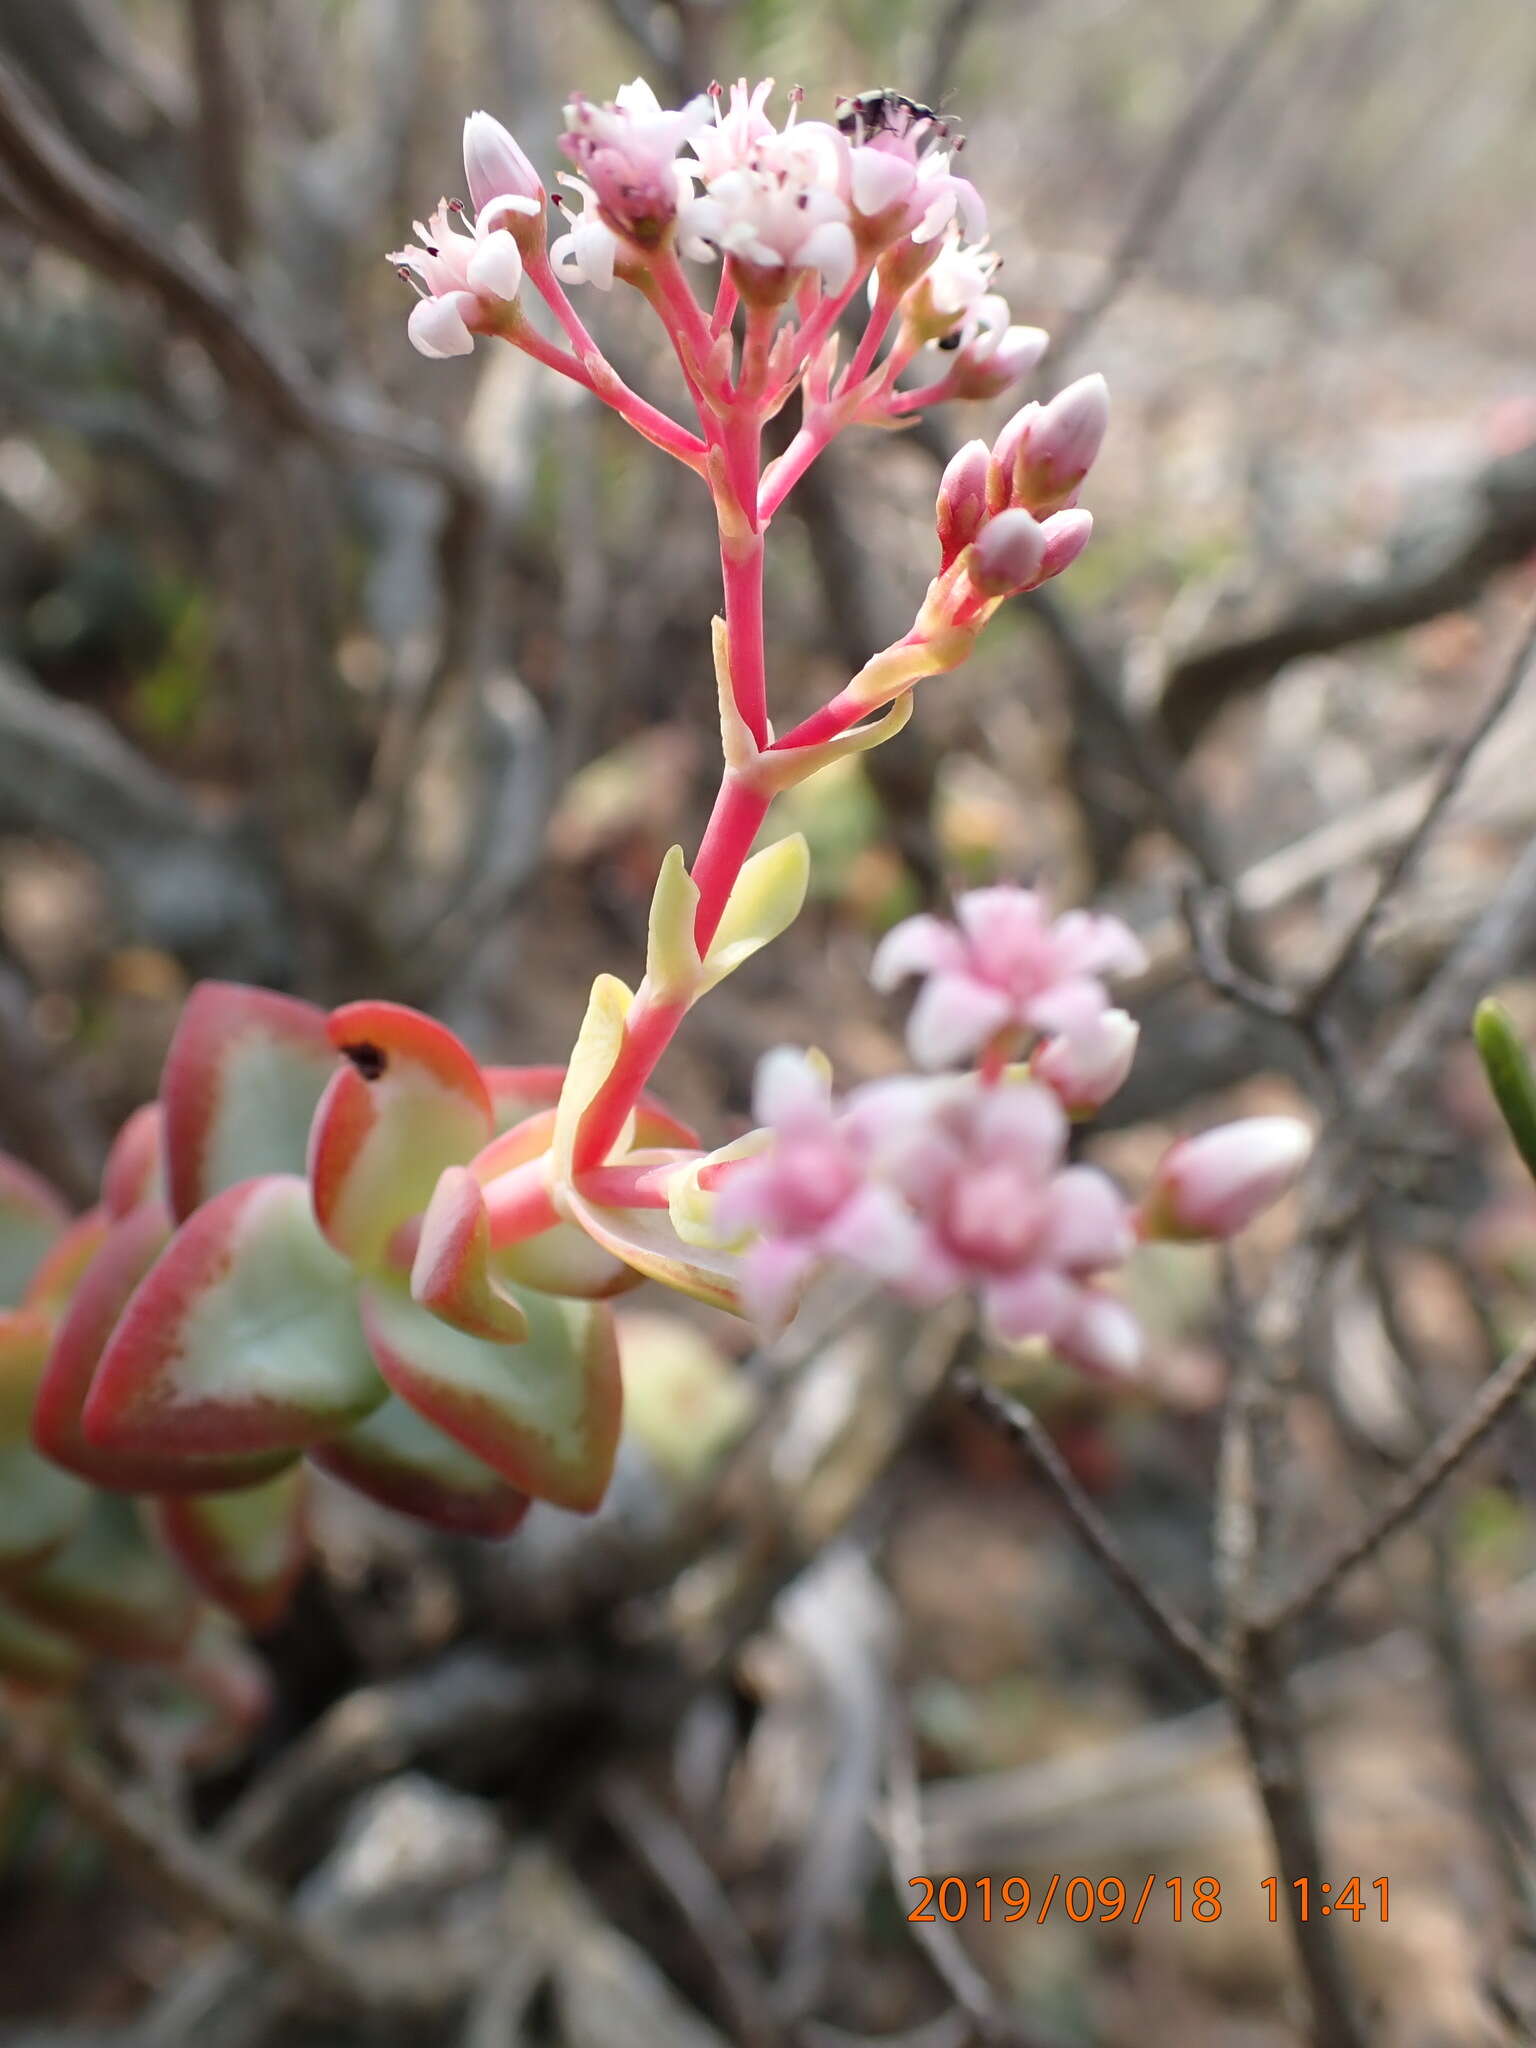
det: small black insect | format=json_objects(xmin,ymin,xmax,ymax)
[{"xmin": 835, "ymin": 89, "xmax": 941, "ymax": 144}]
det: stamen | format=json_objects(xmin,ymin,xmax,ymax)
[{"xmin": 395, "ymin": 265, "xmax": 429, "ymax": 299}]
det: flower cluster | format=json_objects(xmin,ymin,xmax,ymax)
[{"xmin": 690, "ymin": 886, "xmax": 1312, "ymax": 1367}]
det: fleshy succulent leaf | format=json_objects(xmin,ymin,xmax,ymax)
[
  {"xmin": 101, "ymin": 1103, "xmax": 164, "ymax": 1220},
  {"xmin": 646, "ymin": 844, "xmax": 703, "ymax": 1001},
  {"xmin": 0, "ymin": 1441, "xmax": 89, "ymax": 1579},
  {"xmin": 411, "ymin": 1167, "xmax": 530, "ymax": 1341},
  {"xmin": 310, "ymin": 1001, "xmax": 494, "ymax": 1270},
  {"xmin": 0, "ymin": 1154, "xmax": 69, "ymax": 1308},
  {"xmin": 22, "ymin": 1207, "xmax": 108, "ymax": 1314},
  {"xmin": 310, "ymin": 1396, "xmax": 531, "ymax": 1538},
  {"xmin": 698, "ymin": 834, "xmax": 810, "ymax": 994},
  {"xmin": 359, "ymin": 1281, "xmax": 622, "ymax": 1513},
  {"xmin": 154, "ymin": 1467, "xmax": 309, "ymax": 1632},
  {"xmin": 33, "ymin": 1203, "xmax": 294, "ymax": 1493},
  {"xmin": 84, "ymin": 1176, "xmax": 385, "ymax": 1461},
  {"xmin": 161, "ymin": 982, "xmax": 335, "ymax": 1223},
  {"xmin": 485, "ymin": 1065, "xmax": 567, "ymax": 1132},
  {"xmin": 556, "ymin": 974, "xmax": 634, "ymax": 1178},
  {"xmin": 7, "ymin": 1494, "xmax": 198, "ymax": 1661},
  {"xmin": 0, "ymin": 1307, "xmax": 54, "ymax": 1445}
]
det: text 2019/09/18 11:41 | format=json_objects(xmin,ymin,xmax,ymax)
[{"xmin": 908, "ymin": 1876, "xmax": 1390, "ymax": 1926}]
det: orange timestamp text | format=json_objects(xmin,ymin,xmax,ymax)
[{"xmin": 908, "ymin": 1875, "xmax": 1389, "ymax": 1926}]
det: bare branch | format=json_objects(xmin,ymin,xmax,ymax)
[
  {"xmin": 0, "ymin": 50, "xmax": 477, "ymax": 496},
  {"xmin": 1261, "ymin": 1328, "xmax": 1536, "ymax": 1634},
  {"xmin": 956, "ymin": 1369, "xmax": 1226, "ymax": 1694},
  {"xmin": 0, "ymin": 1708, "xmax": 445, "ymax": 2020},
  {"xmin": 1159, "ymin": 438, "xmax": 1536, "ymax": 754},
  {"xmin": 1305, "ymin": 596, "xmax": 1536, "ymax": 1014}
]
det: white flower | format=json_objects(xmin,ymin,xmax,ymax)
[
  {"xmin": 550, "ymin": 176, "xmax": 621, "ymax": 290},
  {"xmin": 388, "ymin": 198, "xmax": 531, "ymax": 359}
]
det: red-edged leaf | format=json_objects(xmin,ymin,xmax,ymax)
[
  {"xmin": 411, "ymin": 1167, "xmax": 529, "ymax": 1340},
  {"xmin": 485, "ymin": 1065, "xmax": 566, "ymax": 1132},
  {"xmin": 161, "ymin": 982, "xmax": 334, "ymax": 1223},
  {"xmin": 562, "ymin": 1182, "xmax": 748, "ymax": 1314},
  {"xmin": 22, "ymin": 1207, "xmax": 108, "ymax": 1314},
  {"xmin": 102, "ymin": 1103, "xmax": 163, "ymax": 1219},
  {"xmin": 154, "ymin": 1467, "xmax": 308, "ymax": 1632},
  {"xmin": 0, "ymin": 1441, "xmax": 89, "ymax": 1580},
  {"xmin": 310, "ymin": 1395, "xmax": 531, "ymax": 1537},
  {"xmin": 360, "ymin": 1281, "xmax": 621, "ymax": 1514},
  {"xmin": 0, "ymin": 1307, "xmax": 53, "ymax": 1445},
  {"xmin": 7, "ymin": 1494, "xmax": 198, "ymax": 1661},
  {"xmin": 0, "ymin": 1594, "xmax": 86, "ymax": 1693},
  {"xmin": 0, "ymin": 1154, "xmax": 68, "ymax": 1308},
  {"xmin": 310, "ymin": 1001, "xmax": 493, "ymax": 1270},
  {"xmin": 84, "ymin": 1176, "xmax": 385, "ymax": 1462},
  {"xmin": 33, "ymin": 1203, "xmax": 295, "ymax": 1493}
]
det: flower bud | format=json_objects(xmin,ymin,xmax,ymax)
[
  {"xmin": 1039, "ymin": 508, "xmax": 1094, "ymax": 581},
  {"xmin": 944, "ymin": 322, "xmax": 1048, "ymax": 402},
  {"xmin": 1011, "ymin": 374, "xmax": 1109, "ymax": 514},
  {"xmin": 464, "ymin": 111, "xmax": 544, "ymax": 213},
  {"xmin": 1033, "ymin": 1008, "xmax": 1138, "ymax": 1115},
  {"xmin": 936, "ymin": 440, "xmax": 991, "ymax": 566},
  {"xmin": 963, "ymin": 508, "xmax": 1048, "ymax": 598},
  {"xmin": 1139, "ymin": 1116, "xmax": 1312, "ymax": 1242},
  {"xmin": 987, "ymin": 400, "xmax": 1038, "ymax": 513}
]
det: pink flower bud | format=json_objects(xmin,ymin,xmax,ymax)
[
  {"xmin": 464, "ymin": 111, "xmax": 544, "ymax": 213},
  {"xmin": 1012, "ymin": 374, "xmax": 1109, "ymax": 514},
  {"xmin": 1140, "ymin": 1116, "xmax": 1312, "ymax": 1242},
  {"xmin": 987, "ymin": 400, "xmax": 1038, "ymax": 513},
  {"xmin": 948, "ymin": 322, "xmax": 1048, "ymax": 401},
  {"xmin": 1033, "ymin": 1007, "xmax": 1138, "ymax": 1114},
  {"xmin": 936, "ymin": 440, "xmax": 991, "ymax": 566},
  {"xmin": 1039, "ymin": 508, "xmax": 1094, "ymax": 581},
  {"xmin": 963, "ymin": 508, "xmax": 1048, "ymax": 598}
]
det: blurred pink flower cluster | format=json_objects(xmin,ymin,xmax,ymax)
[{"xmin": 707, "ymin": 886, "xmax": 1312, "ymax": 1371}]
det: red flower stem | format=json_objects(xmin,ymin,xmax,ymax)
[
  {"xmin": 574, "ymin": 1161, "xmax": 679, "ymax": 1209},
  {"xmin": 501, "ymin": 307, "xmax": 706, "ymax": 469}
]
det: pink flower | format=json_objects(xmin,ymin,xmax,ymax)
[
  {"xmin": 713, "ymin": 1049, "xmax": 919, "ymax": 1328},
  {"xmin": 845, "ymin": 1076, "xmax": 1140, "ymax": 1372},
  {"xmin": 682, "ymin": 84, "xmax": 855, "ymax": 294},
  {"xmin": 389, "ymin": 198, "xmax": 532, "ymax": 358},
  {"xmin": 837, "ymin": 97, "xmax": 985, "ymax": 248},
  {"xmin": 561, "ymin": 77, "xmax": 713, "ymax": 247},
  {"xmin": 872, "ymin": 886, "xmax": 1147, "ymax": 1070},
  {"xmin": 684, "ymin": 165, "xmax": 854, "ymax": 294},
  {"xmin": 1140, "ymin": 1117, "xmax": 1312, "ymax": 1242}
]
